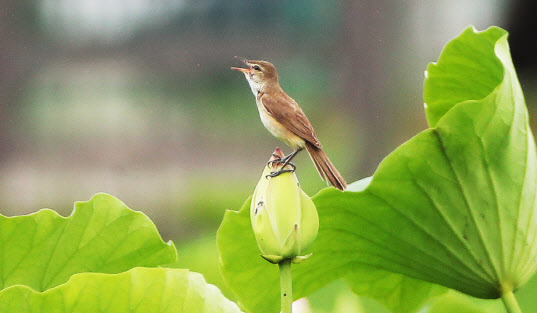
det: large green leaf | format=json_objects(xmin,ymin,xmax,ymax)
[
  {"xmin": 308, "ymin": 25, "xmax": 537, "ymax": 299},
  {"xmin": 0, "ymin": 268, "xmax": 242, "ymax": 313},
  {"xmin": 0, "ymin": 193, "xmax": 177, "ymax": 292}
]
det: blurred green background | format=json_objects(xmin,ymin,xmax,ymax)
[{"xmin": 1, "ymin": 0, "xmax": 536, "ymax": 312}]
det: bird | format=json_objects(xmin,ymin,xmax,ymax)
[{"xmin": 231, "ymin": 58, "xmax": 347, "ymax": 190}]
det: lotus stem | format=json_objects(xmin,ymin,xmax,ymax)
[
  {"xmin": 501, "ymin": 289, "xmax": 522, "ymax": 313},
  {"xmin": 279, "ymin": 258, "xmax": 293, "ymax": 313}
]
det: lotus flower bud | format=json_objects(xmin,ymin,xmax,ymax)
[{"xmin": 250, "ymin": 148, "xmax": 319, "ymax": 264}]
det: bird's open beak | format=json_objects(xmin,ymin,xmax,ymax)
[
  {"xmin": 231, "ymin": 56, "xmax": 251, "ymax": 73},
  {"xmin": 231, "ymin": 66, "xmax": 250, "ymax": 73}
]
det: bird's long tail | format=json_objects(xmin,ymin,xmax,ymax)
[{"xmin": 305, "ymin": 142, "xmax": 347, "ymax": 190}]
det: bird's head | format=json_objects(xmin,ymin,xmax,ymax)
[{"xmin": 232, "ymin": 58, "xmax": 278, "ymax": 95}]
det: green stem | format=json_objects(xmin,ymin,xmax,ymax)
[
  {"xmin": 501, "ymin": 289, "xmax": 522, "ymax": 313},
  {"xmin": 279, "ymin": 258, "xmax": 293, "ymax": 313}
]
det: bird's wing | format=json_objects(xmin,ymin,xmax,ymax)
[{"xmin": 260, "ymin": 93, "xmax": 322, "ymax": 148}]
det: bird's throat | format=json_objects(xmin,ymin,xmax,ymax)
[{"xmin": 245, "ymin": 75, "xmax": 263, "ymax": 97}]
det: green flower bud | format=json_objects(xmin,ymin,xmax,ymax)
[{"xmin": 250, "ymin": 148, "xmax": 319, "ymax": 263}]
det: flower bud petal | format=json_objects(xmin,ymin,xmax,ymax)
[{"xmin": 298, "ymin": 189, "xmax": 319, "ymax": 252}]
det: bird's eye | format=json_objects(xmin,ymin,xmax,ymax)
[{"xmin": 252, "ymin": 65, "xmax": 261, "ymax": 71}]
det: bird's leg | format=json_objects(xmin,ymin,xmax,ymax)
[
  {"xmin": 268, "ymin": 148, "xmax": 303, "ymax": 178},
  {"xmin": 280, "ymin": 148, "xmax": 303, "ymax": 164}
]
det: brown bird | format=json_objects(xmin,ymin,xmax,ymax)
[{"xmin": 232, "ymin": 58, "xmax": 347, "ymax": 190}]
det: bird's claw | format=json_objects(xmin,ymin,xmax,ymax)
[
  {"xmin": 265, "ymin": 167, "xmax": 296, "ymax": 179},
  {"xmin": 267, "ymin": 155, "xmax": 282, "ymax": 167},
  {"xmin": 285, "ymin": 162, "xmax": 296, "ymax": 171}
]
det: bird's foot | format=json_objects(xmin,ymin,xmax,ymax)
[
  {"xmin": 266, "ymin": 169, "xmax": 294, "ymax": 178},
  {"xmin": 265, "ymin": 163, "xmax": 296, "ymax": 178}
]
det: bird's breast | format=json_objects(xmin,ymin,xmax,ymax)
[{"xmin": 256, "ymin": 99, "xmax": 305, "ymax": 150}]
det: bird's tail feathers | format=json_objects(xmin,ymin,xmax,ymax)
[{"xmin": 305, "ymin": 142, "xmax": 347, "ymax": 191}]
